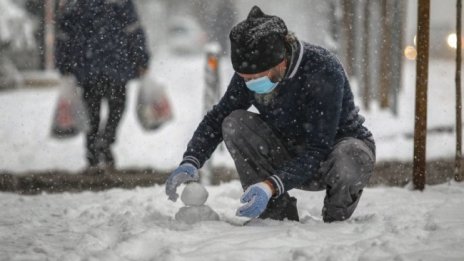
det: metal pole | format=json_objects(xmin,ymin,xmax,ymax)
[
  {"xmin": 413, "ymin": 0, "xmax": 430, "ymax": 190},
  {"xmin": 202, "ymin": 43, "xmax": 221, "ymax": 185},
  {"xmin": 44, "ymin": 0, "xmax": 55, "ymax": 70},
  {"xmin": 455, "ymin": 0, "xmax": 463, "ymax": 182}
]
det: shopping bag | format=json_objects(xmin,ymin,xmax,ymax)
[
  {"xmin": 136, "ymin": 75, "xmax": 173, "ymax": 130},
  {"xmin": 51, "ymin": 76, "xmax": 88, "ymax": 138}
]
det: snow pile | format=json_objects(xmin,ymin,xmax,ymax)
[{"xmin": 0, "ymin": 181, "xmax": 463, "ymax": 260}]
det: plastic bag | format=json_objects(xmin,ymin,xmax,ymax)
[
  {"xmin": 136, "ymin": 75, "xmax": 173, "ymax": 130},
  {"xmin": 51, "ymin": 76, "xmax": 88, "ymax": 138}
]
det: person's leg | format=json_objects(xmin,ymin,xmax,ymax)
[
  {"xmin": 222, "ymin": 109, "xmax": 298, "ymax": 221},
  {"xmin": 320, "ymin": 137, "xmax": 376, "ymax": 222},
  {"xmin": 81, "ymin": 78, "xmax": 104, "ymax": 167},
  {"xmin": 100, "ymin": 79, "xmax": 127, "ymax": 168}
]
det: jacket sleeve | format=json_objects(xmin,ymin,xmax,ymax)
[
  {"xmin": 120, "ymin": 0, "xmax": 150, "ymax": 72},
  {"xmin": 266, "ymin": 59, "xmax": 346, "ymax": 196},
  {"xmin": 181, "ymin": 74, "xmax": 252, "ymax": 168}
]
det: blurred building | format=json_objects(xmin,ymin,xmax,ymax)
[
  {"xmin": 1, "ymin": 0, "xmax": 461, "ymax": 89},
  {"xmin": 0, "ymin": 0, "xmax": 36, "ymax": 89}
]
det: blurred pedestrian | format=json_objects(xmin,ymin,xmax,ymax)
[
  {"xmin": 55, "ymin": 0, "xmax": 150, "ymax": 171},
  {"xmin": 166, "ymin": 6, "xmax": 375, "ymax": 223}
]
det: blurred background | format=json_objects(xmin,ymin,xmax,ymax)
[
  {"xmin": 0, "ymin": 0, "xmax": 462, "ymax": 186},
  {"xmin": 1, "ymin": 0, "xmax": 460, "ymax": 108}
]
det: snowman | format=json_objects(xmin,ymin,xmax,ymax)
[{"xmin": 175, "ymin": 182, "xmax": 219, "ymax": 224}]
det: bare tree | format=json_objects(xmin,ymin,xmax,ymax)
[
  {"xmin": 379, "ymin": 0, "xmax": 392, "ymax": 109},
  {"xmin": 361, "ymin": 0, "xmax": 372, "ymax": 110},
  {"xmin": 342, "ymin": 1, "xmax": 355, "ymax": 78},
  {"xmin": 390, "ymin": 0, "xmax": 406, "ymax": 116}
]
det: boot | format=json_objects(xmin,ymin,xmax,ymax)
[{"xmin": 259, "ymin": 193, "xmax": 299, "ymax": 221}]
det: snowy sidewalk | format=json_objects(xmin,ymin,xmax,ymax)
[{"xmin": 1, "ymin": 181, "xmax": 463, "ymax": 260}]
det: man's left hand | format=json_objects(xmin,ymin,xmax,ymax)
[{"xmin": 236, "ymin": 182, "xmax": 273, "ymax": 218}]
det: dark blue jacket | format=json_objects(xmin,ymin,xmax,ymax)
[
  {"xmin": 181, "ymin": 40, "xmax": 373, "ymax": 194},
  {"xmin": 55, "ymin": 0, "xmax": 150, "ymax": 84}
]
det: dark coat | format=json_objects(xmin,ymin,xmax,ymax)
[
  {"xmin": 181, "ymin": 40, "xmax": 373, "ymax": 192},
  {"xmin": 55, "ymin": 0, "xmax": 150, "ymax": 84}
]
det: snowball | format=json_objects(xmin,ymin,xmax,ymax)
[
  {"xmin": 181, "ymin": 182, "xmax": 208, "ymax": 206},
  {"xmin": 175, "ymin": 206, "xmax": 220, "ymax": 224}
]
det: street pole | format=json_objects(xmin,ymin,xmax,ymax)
[
  {"xmin": 455, "ymin": 0, "xmax": 463, "ymax": 182},
  {"xmin": 413, "ymin": 0, "xmax": 430, "ymax": 190},
  {"xmin": 202, "ymin": 43, "xmax": 221, "ymax": 185},
  {"xmin": 44, "ymin": 0, "xmax": 55, "ymax": 70}
]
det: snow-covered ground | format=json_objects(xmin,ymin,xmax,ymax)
[
  {"xmin": 0, "ymin": 56, "xmax": 461, "ymax": 173},
  {"xmin": 1, "ymin": 181, "xmax": 463, "ymax": 260}
]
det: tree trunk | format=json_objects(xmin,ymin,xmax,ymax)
[
  {"xmin": 362, "ymin": 0, "xmax": 372, "ymax": 110},
  {"xmin": 390, "ymin": 0, "xmax": 406, "ymax": 116},
  {"xmin": 379, "ymin": 0, "xmax": 392, "ymax": 109},
  {"xmin": 342, "ymin": 1, "xmax": 355, "ymax": 78}
]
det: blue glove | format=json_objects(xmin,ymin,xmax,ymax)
[
  {"xmin": 236, "ymin": 182, "xmax": 273, "ymax": 218},
  {"xmin": 165, "ymin": 163, "xmax": 199, "ymax": 202}
]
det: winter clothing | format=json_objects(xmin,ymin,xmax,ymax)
[
  {"xmin": 175, "ymin": 6, "xmax": 374, "ymax": 222},
  {"xmin": 222, "ymin": 110, "xmax": 374, "ymax": 221},
  {"xmin": 166, "ymin": 163, "xmax": 200, "ymax": 202},
  {"xmin": 55, "ymin": 0, "xmax": 150, "ymax": 84},
  {"xmin": 180, "ymin": 37, "xmax": 374, "ymax": 221},
  {"xmin": 230, "ymin": 6, "xmax": 287, "ymax": 74},
  {"xmin": 55, "ymin": 0, "xmax": 150, "ymax": 168},
  {"xmin": 182, "ymin": 39, "xmax": 373, "ymax": 191},
  {"xmin": 236, "ymin": 182, "xmax": 273, "ymax": 218}
]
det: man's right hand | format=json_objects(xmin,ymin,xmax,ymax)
[{"xmin": 165, "ymin": 163, "xmax": 199, "ymax": 202}]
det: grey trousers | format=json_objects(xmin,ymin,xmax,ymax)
[{"xmin": 222, "ymin": 110, "xmax": 376, "ymax": 222}]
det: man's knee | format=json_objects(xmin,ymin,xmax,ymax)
[
  {"xmin": 222, "ymin": 110, "xmax": 257, "ymax": 139},
  {"xmin": 325, "ymin": 138, "xmax": 375, "ymax": 186}
]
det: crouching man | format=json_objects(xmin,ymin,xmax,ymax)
[{"xmin": 165, "ymin": 6, "xmax": 375, "ymax": 223}]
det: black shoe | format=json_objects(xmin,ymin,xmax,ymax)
[{"xmin": 259, "ymin": 193, "xmax": 299, "ymax": 221}]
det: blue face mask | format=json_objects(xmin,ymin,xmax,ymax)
[{"xmin": 245, "ymin": 76, "xmax": 278, "ymax": 94}]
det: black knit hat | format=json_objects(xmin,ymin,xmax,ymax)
[{"xmin": 229, "ymin": 6, "xmax": 288, "ymax": 74}]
